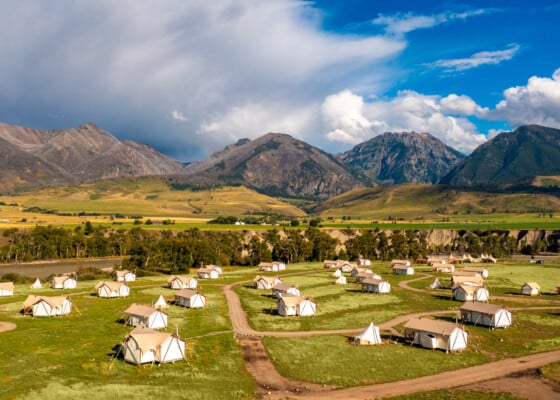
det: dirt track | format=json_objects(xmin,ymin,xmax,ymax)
[
  {"xmin": 0, "ymin": 321, "xmax": 16, "ymax": 332},
  {"xmin": 224, "ymin": 274, "xmax": 560, "ymax": 399}
]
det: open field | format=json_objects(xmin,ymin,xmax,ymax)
[
  {"xmin": 2, "ymin": 179, "xmax": 560, "ymax": 231},
  {"xmin": 2, "ymin": 259, "xmax": 560, "ymax": 399}
]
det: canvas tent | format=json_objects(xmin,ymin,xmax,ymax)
[
  {"xmin": 174, "ymin": 289, "xmax": 206, "ymax": 308},
  {"xmin": 272, "ymin": 283, "xmax": 300, "ymax": 298},
  {"xmin": 452, "ymin": 284, "xmax": 489, "ymax": 302},
  {"xmin": 197, "ymin": 267, "xmax": 219, "ymax": 279},
  {"xmin": 332, "ymin": 269, "xmax": 342, "ymax": 277},
  {"xmin": 122, "ymin": 326, "xmax": 185, "ymax": 365},
  {"xmin": 391, "ymin": 259, "xmax": 411, "ymax": 267},
  {"xmin": 460, "ymin": 302, "xmax": 512, "ymax": 328},
  {"xmin": 124, "ymin": 304, "xmax": 168, "ymax": 329},
  {"xmin": 461, "ymin": 267, "xmax": 489, "ymax": 279},
  {"xmin": 154, "ymin": 294, "xmax": 169, "ymax": 308},
  {"xmin": 354, "ymin": 322, "xmax": 382, "ymax": 345},
  {"xmin": 451, "ymin": 274, "xmax": 484, "ymax": 288},
  {"xmin": 429, "ymin": 278, "xmax": 443, "ymax": 289},
  {"xmin": 334, "ymin": 275, "xmax": 347, "ymax": 285},
  {"xmin": 521, "ymin": 282, "xmax": 540, "ymax": 296},
  {"xmin": 30, "ymin": 279, "xmax": 42, "ymax": 289},
  {"xmin": 404, "ymin": 318, "xmax": 468, "ymax": 352},
  {"xmin": 114, "ymin": 269, "xmax": 136, "ymax": 282},
  {"xmin": 51, "ymin": 276, "xmax": 77, "ymax": 289},
  {"xmin": 277, "ymin": 295, "xmax": 316, "ymax": 316},
  {"xmin": 0, "ymin": 282, "xmax": 14, "ymax": 296},
  {"xmin": 392, "ymin": 265, "xmax": 415, "ymax": 275},
  {"xmin": 362, "ymin": 278, "xmax": 391, "ymax": 294},
  {"xmin": 167, "ymin": 275, "xmax": 198, "ymax": 290},
  {"xmin": 253, "ymin": 275, "xmax": 282, "ymax": 290},
  {"xmin": 22, "ymin": 295, "xmax": 72, "ymax": 317},
  {"xmin": 95, "ymin": 281, "xmax": 130, "ymax": 298}
]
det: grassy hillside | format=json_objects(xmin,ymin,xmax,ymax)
[
  {"xmin": 0, "ymin": 177, "xmax": 306, "ymax": 223},
  {"xmin": 315, "ymin": 184, "xmax": 560, "ymax": 221}
]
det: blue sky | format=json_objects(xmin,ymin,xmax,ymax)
[{"xmin": 0, "ymin": 1, "xmax": 559, "ymax": 161}]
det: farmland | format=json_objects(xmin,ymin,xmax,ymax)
[{"xmin": 1, "ymin": 258, "xmax": 560, "ymax": 399}]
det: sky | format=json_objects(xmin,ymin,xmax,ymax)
[{"xmin": 1, "ymin": 1, "xmax": 559, "ymax": 162}]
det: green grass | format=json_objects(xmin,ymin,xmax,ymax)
[
  {"xmin": 263, "ymin": 308, "xmax": 560, "ymax": 387},
  {"xmin": 0, "ymin": 277, "xmax": 253, "ymax": 399}
]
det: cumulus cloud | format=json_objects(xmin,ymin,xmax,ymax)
[
  {"xmin": 490, "ymin": 68, "xmax": 560, "ymax": 128},
  {"xmin": 171, "ymin": 110, "xmax": 187, "ymax": 122},
  {"xmin": 429, "ymin": 44, "xmax": 520, "ymax": 73},
  {"xmin": 0, "ymin": 0, "xmax": 406, "ymax": 161},
  {"xmin": 322, "ymin": 90, "xmax": 487, "ymax": 152},
  {"xmin": 373, "ymin": 9, "xmax": 491, "ymax": 35},
  {"xmin": 440, "ymin": 94, "xmax": 488, "ymax": 116}
]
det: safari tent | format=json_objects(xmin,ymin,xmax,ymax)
[
  {"xmin": 95, "ymin": 281, "xmax": 130, "ymax": 298},
  {"xmin": 22, "ymin": 295, "xmax": 72, "ymax": 317},
  {"xmin": 362, "ymin": 278, "xmax": 391, "ymax": 294},
  {"xmin": 351, "ymin": 267, "xmax": 373, "ymax": 277},
  {"xmin": 451, "ymin": 274, "xmax": 484, "ymax": 288},
  {"xmin": 124, "ymin": 304, "xmax": 168, "ymax": 329},
  {"xmin": 452, "ymin": 284, "xmax": 489, "ymax": 302},
  {"xmin": 392, "ymin": 264, "xmax": 415, "ymax": 275},
  {"xmin": 277, "ymin": 295, "xmax": 316, "ymax": 316},
  {"xmin": 0, "ymin": 282, "xmax": 14, "ymax": 296},
  {"xmin": 122, "ymin": 326, "xmax": 185, "ymax": 365},
  {"xmin": 358, "ymin": 257, "xmax": 371, "ymax": 266},
  {"xmin": 391, "ymin": 259, "xmax": 411, "ymax": 267},
  {"xmin": 114, "ymin": 269, "xmax": 136, "ymax": 282},
  {"xmin": 174, "ymin": 289, "xmax": 206, "ymax": 308},
  {"xmin": 51, "ymin": 276, "xmax": 77, "ymax": 289},
  {"xmin": 167, "ymin": 275, "xmax": 198, "ymax": 290},
  {"xmin": 460, "ymin": 302, "xmax": 512, "ymax": 328},
  {"xmin": 272, "ymin": 283, "xmax": 300, "ymax": 298},
  {"xmin": 258, "ymin": 261, "xmax": 286, "ymax": 271},
  {"xmin": 432, "ymin": 263, "xmax": 454, "ymax": 273},
  {"xmin": 197, "ymin": 267, "xmax": 220, "ymax": 280},
  {"xmin": 253, "ymin": 275, "xmax": 282, "ymax": 290},
  {"xmin": 404, "ymin": 318, "xmax": 468, "ymax": 352},
  {"xmin": 30, "ymin": 279, "xmax": 42, "ymax": 289},
  {"xmin": 521, "ymin": 282, "xmax": 540, "ymax": 296},
  {"xmin": 354, "ymin": 322, "xmax": 382, "ymax": 345}
]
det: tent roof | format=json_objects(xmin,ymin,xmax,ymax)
[
  {"xmin": 460, "ymin": 302, "xmax": 506, "ymax": 315},
  {"xmin": 23, "ymin": 295, "xmax": 70, "ymax": 309},
  {"xmin": 0, "ymin": 282, "xmax": 14, "ymax": 290},
  {"xmin": 95, "ymin": 281, "xmax": 126, "ymax": 291},
  {"xmin": 523, "ymin": 282, "xmax": 541, "ymax": 290},
  {"xmin": 154, "ymin": 294, "xmax": 168, "ymax": 308},
  {"xmin": 404, "ymin": 318, "xmax": 462, "ymax": 336},
  {"xmin": 175, "ymin": 289, "xmax": 204, "ymax": 299},
  {"xmin": 125, "ymin": 303, "xmax": 165, "ymax": 318},
  {"xmin": 126, "ymin": 326, "xmax": 176, "ymax": 351},
  {"xmin": 167, "ymin": 275, "xmax": 195, "ymax": 284},
  {"xmin": 355, "ymin": 322, "xmax": 381, "ymax": 342}
]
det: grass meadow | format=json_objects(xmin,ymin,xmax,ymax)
[
  {"xmin": 2, "ymin": 260, "xmax": 560, "ymax": 398},
  {"xmin": 0, "ymin": 276, "xmax": 253, "ymax": 400}
]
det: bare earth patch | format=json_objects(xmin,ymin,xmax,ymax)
[
  {"xmin": 469, "ymin": 369, "xmax": 560, "ymax": 400},
  {"xmin": 0, "ymin": 321, "xmax": 16, "ymax": 332}
]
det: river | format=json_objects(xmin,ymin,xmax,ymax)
[{"xmin": 0, "ymin": 258, "xmax": 123, "ymax": 279}]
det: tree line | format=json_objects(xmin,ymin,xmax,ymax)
[{"xmin": 1, "ymin": 225, "xmax": 557, "ymax": 273}]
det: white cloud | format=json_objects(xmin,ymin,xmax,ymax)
[
  {"xmin": 440, "ymin": 94, "xmax": 488, "ymax": 116},
  {"xmin": 322, "ymin": 89, "xmax": 487, "ymax": 152},
  {"xmin": 171, "ymin": 110, "xmax": 187, "ymax": 122},
  {"xmin": 0, "ymin": 0, "xmax": 406, "ymax": 161},
  {"xmin": 429, "ymin": 44, "xmax": 520, "ymax": 73},
  {"xmin": 490, "ymin": 68, "xmax": 560, "ymax": 128},
  {"xmin": 373, "ymin": 9, "xmax": 491, "ymax": 35}
]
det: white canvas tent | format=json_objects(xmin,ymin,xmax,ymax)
[
  {"xmin": 167, "ymin": 275, "xmax": 198, "ymax": 290},
  {"xmin": 174, "ymin": 289, "xmax": 206, "ymax": 308},
  {"xmin": 30, "ymin": 279, "xmax": 42, "ymax": 289},
  {"xmin": 22, "ymin": 295, "xmax": 72, "ymax": 317},
  {"xmin": 521, "ymin": 282, "xmax": 540, "ymax": 296},
  {"xmin": 154, "ymin": 294, "xmax": 169, "ymax": 308},
  {"xmin": 404, "ymin": 318, "xmax": 468, "ymax": 352},
  {"xmin": 95, "ymin": 281, "xmax": 130, "ymax": 298},
  {"xmin": 334, "ymin": 275, "xmax": 347, "ymax": 285},
  {"xmin": 253, "ymin": 275, "xmax": 282, "ymax": 290},
  {"xmin": 277, "ymin": 295, "xmax": 316, "ymax": 316},
  {"xmin": 272, "ymin": 283, "xmax": 300, "ymax": 298},
  {"xmin": 362, "ymin": 278, "xmax": 391, "ymax": 294},
  {"xmin": 460, "ymin": 302, "xmax": 512, "ymax": 328},
  {"xmin": 332, "ymin": 269, "xmax": 342, "ymax": 277},
  {"xmin": 0, "ymin": 282, "xmax": 14, "ymax": 296},
  {"xmin": 124, "ymin": 304, "xmax": 168, "ymax": 329},
  {"xmin": 355, "ymin": 322, "xmax": 382, "ymax": 345},
  {"xmin": 122, "ymin": 326, "xmax": 185, "ymax": 365},
  {"xmin": 452, "ymin": 284, "xmax": 489, "ymax": 302},
  {"xmin": 51, "ymin": 276, "xmax": 77, "ymax": 289},
  {"xmin": 429, "ymin": 278, "xmax": 443, "ymax": 289},
  {"xmin": 114, "ymin": 269, "xmax": 136, "ymax": 282}
]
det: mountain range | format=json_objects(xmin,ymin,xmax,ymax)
[{"xmin": 1, "ymin": 122, "xmax": 559, "ymax": 199}]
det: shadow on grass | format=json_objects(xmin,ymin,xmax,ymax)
[{"xmin": 262, "ymin": 308, "xmax": 278, "ymax": 316}]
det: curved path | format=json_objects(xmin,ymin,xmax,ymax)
[
  {"xmin": 0, "ymin": 321, "xmax": 16, "ymax": 333},
  {"xmin": 223, "ymin": 272, "xmax": 560, "ymax": 399}
]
